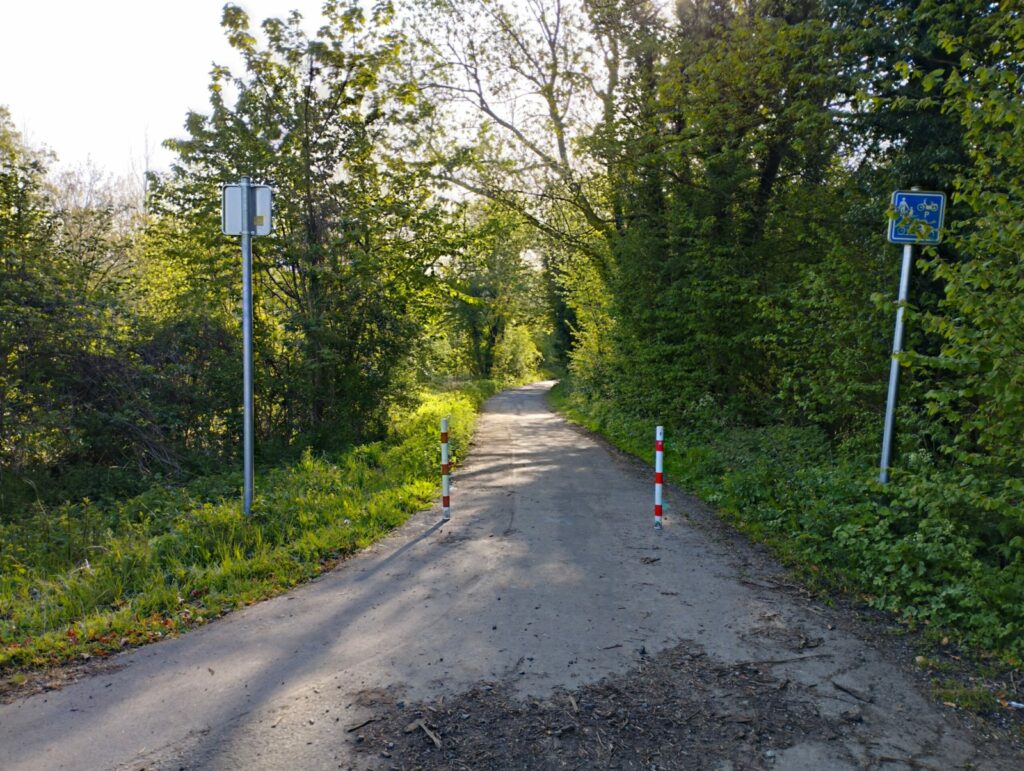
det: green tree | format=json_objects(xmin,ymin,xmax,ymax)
[
  {"xmin": 152, "ymin": 1, "xmax": 446, "ymax": 450},
  {"xmin": 906, "ymin": 4, "xmax": 1024, "ymax": 554},
  {"xmin": 0, "ymin": 109, "xmax": 62, "ymax": 489},
  {"xmin": 0, "ymin": 113, "xmax": 170, "ymax": 504},
  {"xmin": 440, "ymin": 205, "xmax": 545, "ymax": 378}
]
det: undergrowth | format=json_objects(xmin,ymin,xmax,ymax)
[
  {"xmin": 549, "ymin": 382, "xmax": 1024, "ymax": 666},
  {"xmin": 0, "ymin": 380, "xmax": 501, "ymax": 673}
]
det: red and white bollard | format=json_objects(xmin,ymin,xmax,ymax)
[
  {"xmin": 441, "ymin": 416, "xmax": 451, "ymax": 521},
  {"xmin": 654, "ymin": 425, "xmax": 664, "ymax": 530}
]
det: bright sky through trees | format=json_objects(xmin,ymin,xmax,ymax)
[{"xmin": 0, "ymin": 0, "xmax": 326, "ymax": 179}]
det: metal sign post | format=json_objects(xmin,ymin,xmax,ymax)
[
  {"xmin": 879, "ymin": 242, "xmax": 914, "ymax": 485},
  {"xmin": 241, "ymin": 179, "xmax": 254, "ymax": 517},
  {"xmin": 222, "ymin": 178, "xmax": 273, "ymax": 515},
  {"xmin": 879, "ymin": 189, "xmax": 945, "ymax": 484}
]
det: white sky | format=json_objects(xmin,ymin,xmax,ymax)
[{"xmin": 1, "ymin": 1, "xmax": 327, "ymax": 181}]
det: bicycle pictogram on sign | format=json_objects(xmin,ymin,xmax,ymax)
[{"xmin": 888, "ymin": 191, "xmax": 946, "ymax": 245}]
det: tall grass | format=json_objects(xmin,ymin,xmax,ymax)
[{"xmin": 1, "ymin": 380, "xmax": 500, "ymax": 672}]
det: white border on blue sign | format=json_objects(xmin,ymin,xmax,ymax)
[{"xmin": 887, "ymin": 190, "xmax": 946, "ymax": 245}]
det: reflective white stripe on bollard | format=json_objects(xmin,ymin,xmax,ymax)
[
  {"xmin": 654, "ymin": 425, "xmax": 664, "ymax": 530},
  {"xmin": 441, "ymin": 417, "xmax": 451, "ymax": 521}
]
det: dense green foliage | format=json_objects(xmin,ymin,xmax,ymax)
[
  {"xmin": 600, "ymin": 1, "xmax": 1023, "ymax": 661},
  {"xmin": 1, "ymin": 111, "xmax": 149, "ymax": 503},
  {"xmin": 551, "ymin": 384, "xmax": 1024, "ymax": 660},
  {"xmin": 152, "ymin": 1, "xmax": 444, "ymax": 451},
  {"xmin": 0, "ymin": 3, "xmax": 547, "ymax": 510},
  {"xmin": 432, "ymin": 204, "xmax": 547, "ymax": 379},
  {"xmin": 420, "ymin": 0, "xmax": 1023, "ymax": 661},
  {"xmin": 2, "ymin": 0, "xmax": 1023, "ymax": 669}
]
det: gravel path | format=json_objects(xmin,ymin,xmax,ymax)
[{"xmin": 0, "ymin": 382, "xmax": 1020, "ymax": 770}]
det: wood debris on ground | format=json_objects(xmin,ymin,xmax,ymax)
[{"xmin": 352, "ymin": 640, "xmax": 838, "ymax": 770}]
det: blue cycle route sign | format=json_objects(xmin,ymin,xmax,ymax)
[{"xmin": 887, "ymin": 190, "xmax": 946, "ymax": 245}]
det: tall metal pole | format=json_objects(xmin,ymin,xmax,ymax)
[
  {"xmin": 879, "ymin": 243, "xmax": 914, "ymax": 484},
  {"xmin": 240, "ymin": 176, "xmax": 255, "ymax": 515}
]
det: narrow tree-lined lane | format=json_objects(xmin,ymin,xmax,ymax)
[{"xmin": 0, "ymin": 383, "xmax": 1019, "ymax": 769}]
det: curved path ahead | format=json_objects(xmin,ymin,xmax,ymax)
[{"xmin": 0, "ymin": 383, "xmax": 1019, "ymax": 769}]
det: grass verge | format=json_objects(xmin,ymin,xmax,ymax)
[{"xmin": 0, "ymin": 380, "xmax": 501, "ymax": 675}]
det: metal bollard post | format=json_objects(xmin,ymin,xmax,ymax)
[
  {"xmin": 441, "ymin": 417, "xmax": 451, "ymax": 521},
  {"xmin": 654, "ymin": 426, "xmax": 664, "ymax": 530}
]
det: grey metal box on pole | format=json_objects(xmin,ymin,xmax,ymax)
[{"xmin": 222, "ymin": 178, "xmax": 273, "ymax": 515}]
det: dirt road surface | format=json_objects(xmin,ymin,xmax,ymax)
[{"xmin": 1, "ymin": 383, "xmax": 1020, "ymax": 770}]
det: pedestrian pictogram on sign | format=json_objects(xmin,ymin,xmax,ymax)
[{"xmin": 887, "ymin": 190, "xmax": 945, "ymax": 245}]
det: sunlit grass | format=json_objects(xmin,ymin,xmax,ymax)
[{"xmin": 0, "ymin": 380, "xmax": 500, "ymax": 673}]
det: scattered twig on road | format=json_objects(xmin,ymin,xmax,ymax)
[
  {"xmin": 876, "ymin": 756, "xmax": 943, "ymax": 770},
  {"xmin": 346, "ymin": 717, "xmax": 379, "ymax": 733},
  {"xmin": 421, "ymin": 721, "xmax": 443, "ymax": 748},
  {"xmin": 601, "ymin": 643, "xmax": 623, "ymax": 650},
  {"xmin": 734, "ymin": 653, "xmax": 833, "ymax": 667},
  {"xmin": 831, "ymin": 680, "xmax": 873, "ymax": 703},
  {"xmin": 404, "ymin": 718, "xmax": 442, "ymax": 748}
]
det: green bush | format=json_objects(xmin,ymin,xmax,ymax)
[
  {"xmin": 550, "ymin": 381, "xmax": 1024, "ymax": 664},
  {"xmin": 492, "ymin": 326, "xmax": 542, "ymax": 382}
]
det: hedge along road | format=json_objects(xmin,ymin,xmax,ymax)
[{"xmin": 1, "ymin": 383, "xmax": 1020, "ymax": 770}]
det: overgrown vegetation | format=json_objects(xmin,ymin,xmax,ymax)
[
  {"xmin": 418, "ymin": 0, "xmax": 1024, "ymax": 664},
  {"xmin": 1, "ymin": 381, "xmax": 499, "ymax": 671},
  {"xmin": 1, "ymin": 2, "xmax": 551, "ymax": 674},
  {"xmin": 0, "ymin": 4, "xmax": 552, "ymax": 511},
  {"xmin": 3, "ymin": 0, "xmax": 1024, "ymax": 675},
  {"xmin": 550, "ymin": 383, "xmax": 1024, "ymax": 663}
]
